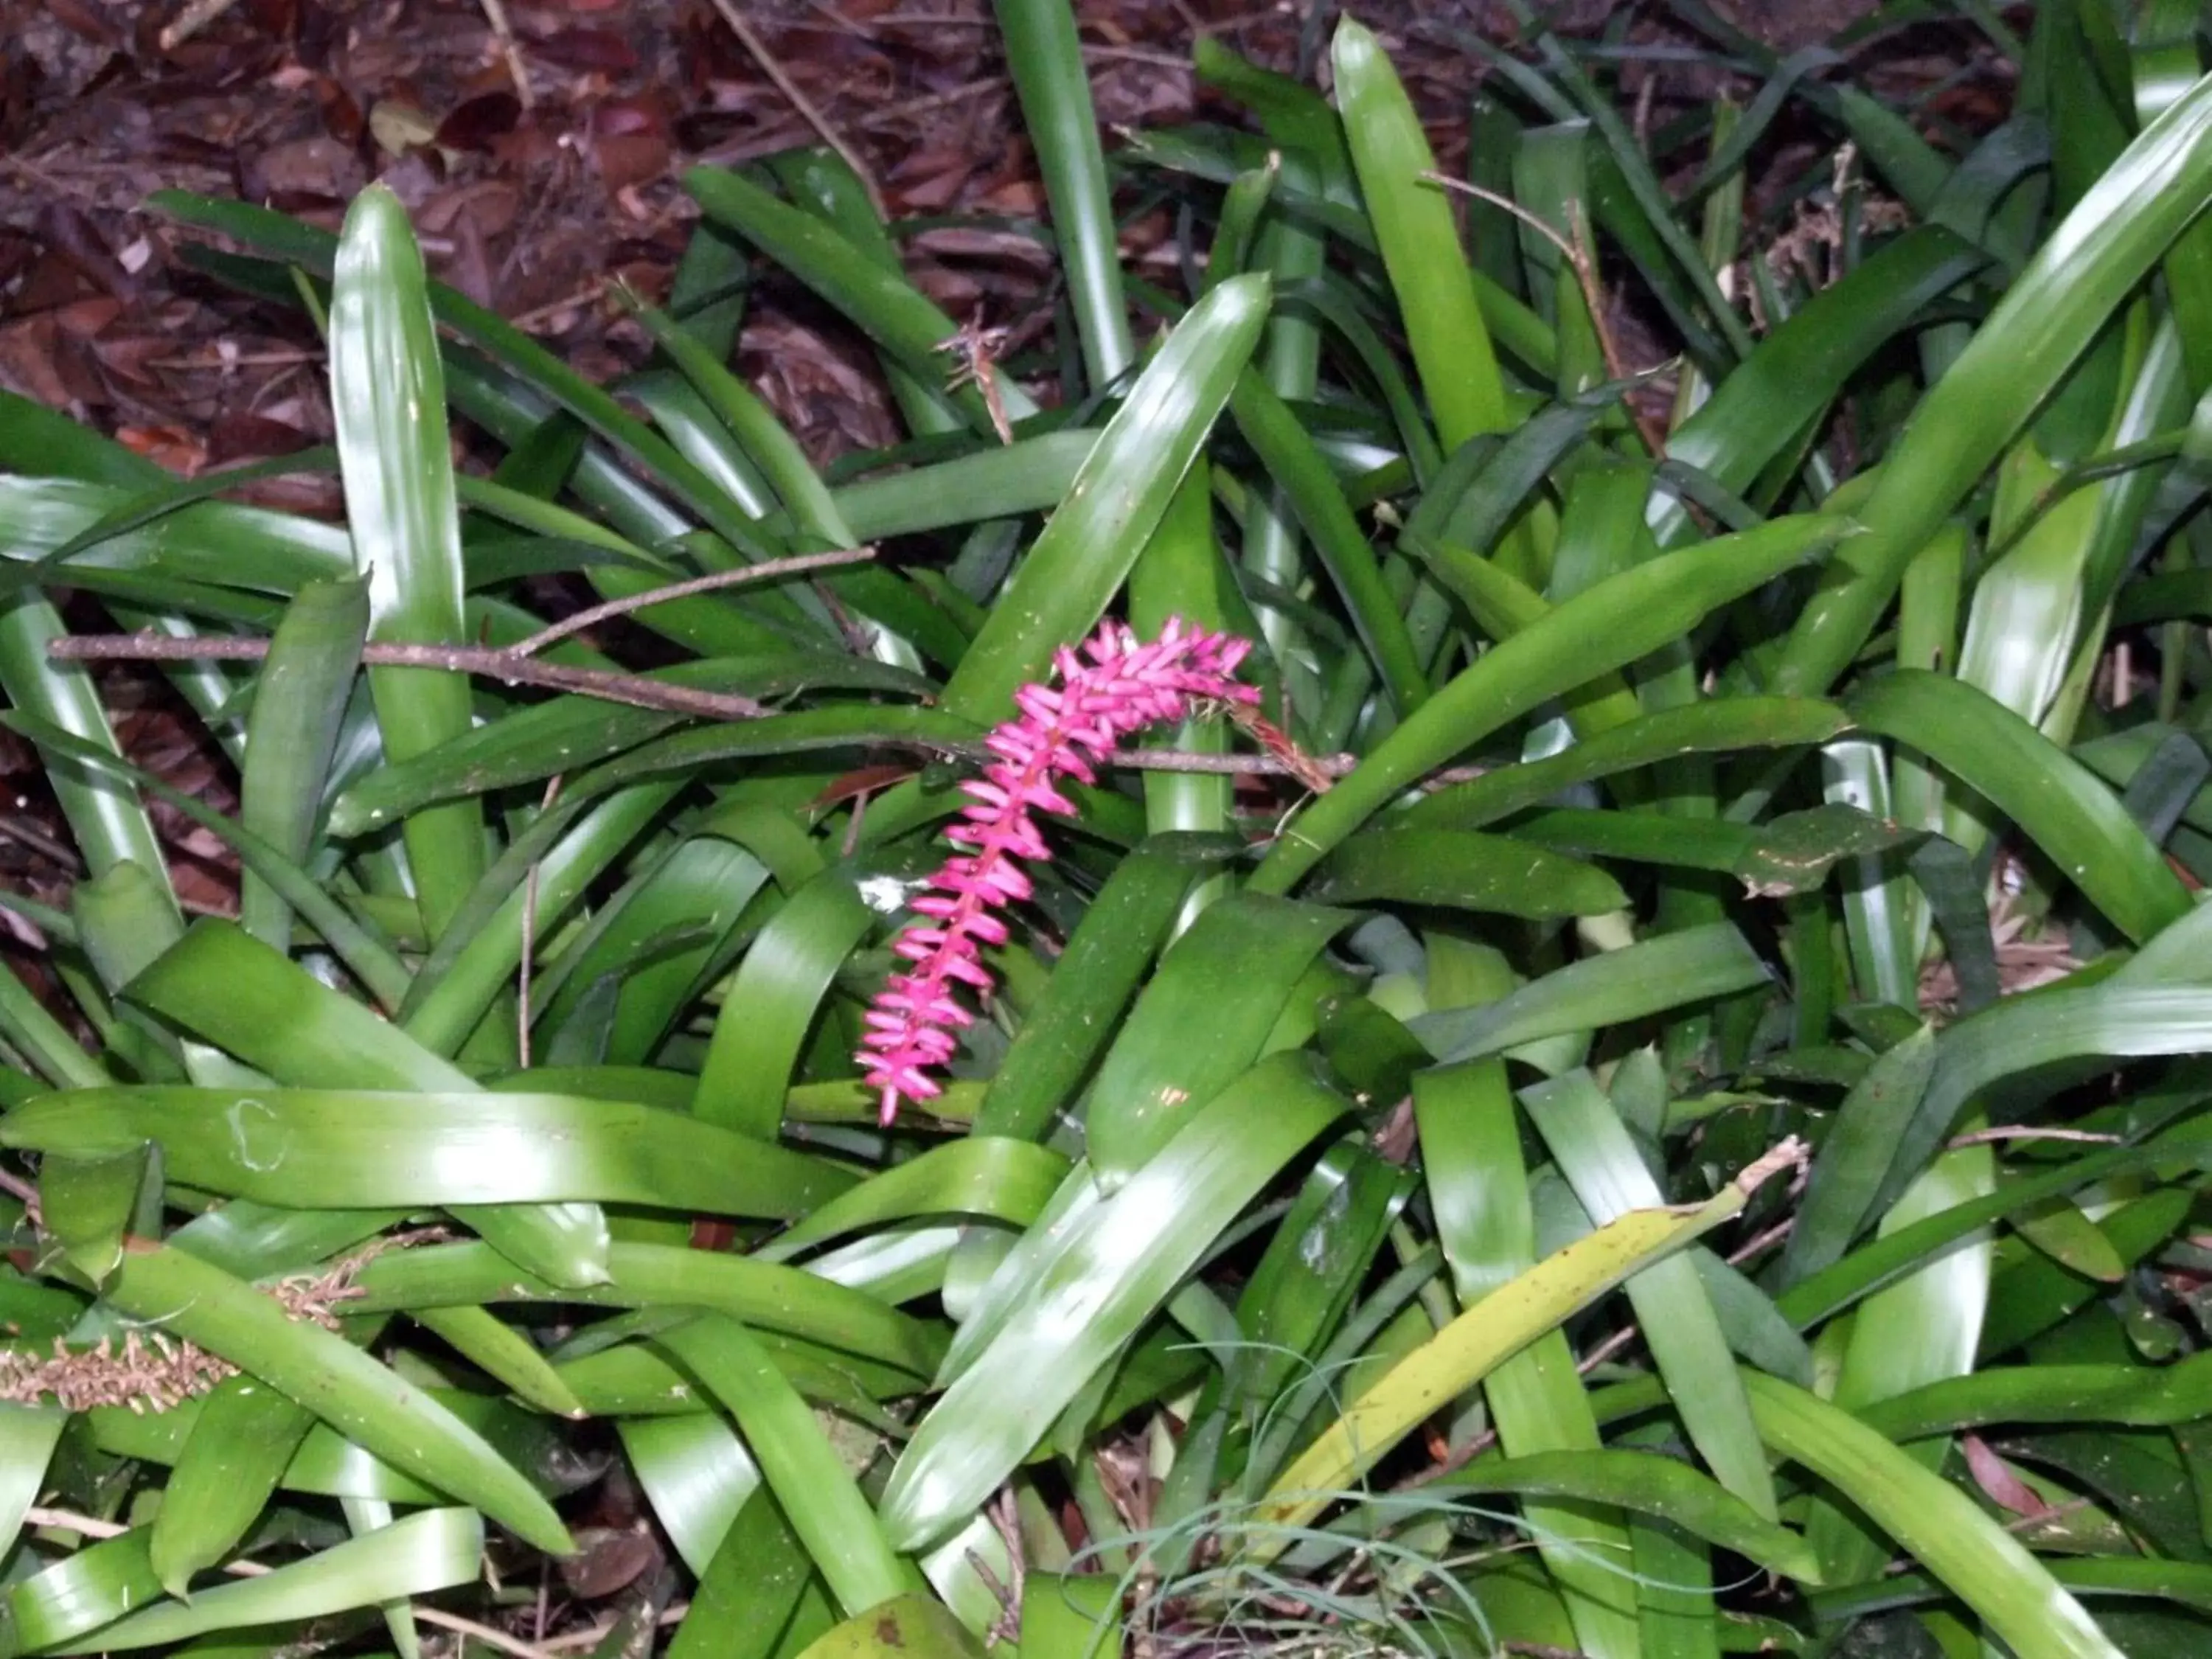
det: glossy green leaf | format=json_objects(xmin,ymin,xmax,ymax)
[
  {"xmin": 878, "ymin": 1051, "xmax": 1346, "ymax": 1549},
  {"xmin": 939, "ymin": 274, "xmax": 1270, "ymax": 722},
  {"xmin": 1307, "ymin": 827, "xmax": 1629, "ymax": 917},
  {"xmin": 1525, "ymin": 1071, "xmax": 1777, "ymax": 1519},
  {"xmin": 694, "ymin": 866, "xmax": 874, "ymax": 1140},
  {"xmin": 56, "ymin": 1509, "xmax": 482, "ymax": 1653},
  {"xmin": 328, "ymin": 653, "xmax": 925, "ymax": 832},
  {"xmin": 97, "ymin": 1243, "xmax": 569, "ymax": 1554},
  {"xmin": 237, "ymin": 580, "xmax": 369, "ymax": 955},
  {"xmin": 116, "ymin": 919, "xmax": 613, "ymax": 1287},
  {"xmin": 1398, "ymin": 1450, "xmax": 1816, "ymax": 1582},
  {"xmin": 329, "ymin": 187, "xmax": 485, "ymax": 950},
  {"xmin": 1851, "ymin": 669, "xmax": 2191, "ymax": 945},
  {"xmin": 975, "ymin": 833, "xmax": 1242, "ymax": 1141},
  {"xmin": 346, "ymin": 1240, "xmax": 939, "ymax": 1378},
  {"xmin": 1251, "ymin": 513, "xmax": 1846, "ymax": 890},
  {"xmin": 1085, "ymin": 893, "xmax": 1347, "ymax": 1183},
  {"xmin": 756, "ymin": 1138, "xmax": 1069, "ymax": 1262},
  {"xmin": 1742, "ymin": 1371, "xmax": 2123, "ymax": 1659},
  {"xmin": 1773, "ymin": 67, "xmax": 2212, "ymax": 699},
  {"xmin": 1411, "ymin": 922, "xmax": 1770, "ymax": 1067},
  {"xmin": 655, "ymin": 1317, "xmax": 911, "ymax": 1619},
  {"xmin": 1332, "ymin": 18, "xmax": 1511, "ymax": 451},
  {"xmin": 149, "ymin": 1376, "xmax": 317, "ymax": 1596},
  {"xmin": 1256, "ymin": 1155, "xmax": 1781, "ymax": 1544},
  {"xmin": 4, "ymin": 1085, "xmax": 854, "ymax": 1222}
]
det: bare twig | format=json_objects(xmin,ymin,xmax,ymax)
[
  {"xmin": 504, "ymin": 547, "xmax": 877, "ymax": 657},
  {"xmin": 938, "ymin": 312, "xmax": 1018, "ymax": 445},
  {"xmin": 41, "ymin": 631, "xmax": 1493, "ymax": 792},
  {"xmin": 1945, "ymin": 1126, "xmax": 2125, "ymax": 1150},
  {"xmin": 476, "ymin": 0, "xmax": 535, "ymax": 109},
  {"xmin": 51, "ymin": 634, "xmax": 774, "ymax": 724},
  {"xmin": 159, "ymin": 0, "xmax": 243, "ymax": 50},
  {"xmin": 708, "ymin": 0, "xmax": 885, "ymax": 213}
]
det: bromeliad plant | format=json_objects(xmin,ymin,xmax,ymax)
[{"xmin": 4, "ymin": 1, "xmax": 2212, "ymax": 1655}]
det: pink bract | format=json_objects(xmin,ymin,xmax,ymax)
[{"xmin": 858, "ymin": 616, "xmax": 1259, "ymax": 1124}]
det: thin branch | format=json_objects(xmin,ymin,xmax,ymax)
[
  {"xmin": 44, "ymin": 632, "xmax": 1502, "ymax": 791},
  {"xmin": 708, "ymin": 0, "xmax": 885, "ymax": 213},
  {"xmin": 1945, "ymin": 1126, "xmax": 2125, "ymax": 1150},
  {"xmin": 538, "ymin": 1604, "xmax": 691, "ymax": 1654},
  {"xmin": 159, "ymin": 0, "xmax": 243, "ymax": 50},
  {"xmin": 50, "ymin": 635, "xmax": 773, "ymax": 723},
  {"xmin": 476, "ymin": 0, "xmax": 535, "ymax": 110},
  {"xmin": 504, "ymin": 546, "xmax": 877, "ymax": 658}
]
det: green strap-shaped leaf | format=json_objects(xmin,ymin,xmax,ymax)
[
  {"xmin": 99, "ymin": 1244, "xmax": 568, "ymax": 1554},
  {"xmin": 878, "ymin": 1051, "xmax": 1347, "ymax": 1550},
  {"xmin": 1411, "ymin": 973, "xmax": 1639, "ymax": 1659},
  {"xmin": 327, "ymin": 653, "xmax": 924, "ymax": 832},
  {"xmin": 1411, "ymin": 922, "xmax": 1771, "ymax": 1068},
  {"xmin": 53, "ymin": 1509, "xmax": 483, "ymax": 1654},
  {"xmin": 655, "ymin": 1316, "xmax": 913, "ymax": 1620},
  {"xmin": 329, "ymin": 187, "xmax": 484, "ymax": 951},
  {"xmin": 150, "ymin": 1374, "xmax": 318, "ymax": 1596},
  {"xmin": 976, "ymin": 833, "xmax": 1242, "ymax": 1141},
  {"xmin": 670, "ymin": 1481, "xmax": 815, "ymax": 1659},
  {"xmin": 238, "ymin": 579, "xmax": 369, "ymax": 955},
  {"xmin": 1230, "ymin": 375, "xmax": 1429, "ymax": 715},
  {"xmin": 1778, "ymin": 1024, "xmax": 1938, "ymax": 1284},
  {"xmin": 1380, "ymin": 1450, "xmax": 1817, "ymax": 1583},
  {"xmin": 1865, "ymin": 1354, "xmax": 2212, "ymax": 1441},
  {"xmin": 755, "ymin": 1138, "xmax": 1071, "ymax": 1262},
  {"xmin": 0, "ymin": 1405, "xmax": 69, "ymax": 1562},
  {"xmin": 1742, "ymin": 1371, "xmax": 2123, "ymax": 1659},
  {"xmin": 119, "ymin": 919, "xmax": 610, "ymax": 1288},
  {"xmin": 1770, "ymin": 67, "xmax": 2212, "ymax": 700},
  {"xmin": 347, "ymin": 1239, "xmax": 935, "ymax": 1378},
  {"xmin": 1525, "ymin": 1071, "xmax": 1778, "ymax": 1520},
  {"xmin": 694, "ymin": 865, "xmax": 874, "ymax": 1140},
  {"xmin": 1129, "ymin": 469, "xmax": 1237, "ymax": 929},
  {"xmin": 622, "ymin": 1411, "xmax": 759, "ymax": 1576},
  {"xmin": 1085, "ymin": 892, "xmax": 1348, "ymax": 1184},
  {"xmin": 996, "ymin": 0, "xmax": 1132, "ymax": 390},
  {"xmin": 938, "ymin": 273, "xmax": 1270, "ymax": 722},
  {"xmin": 1250, "ymin": 512, "xmax": 1845, "ymax": 890},
  {"xmin": 1308, "ymin": 828, "xmax": 1630, "ymax": 917},
  {"xmin": 4, "ymin": 1087, "xmax": 855, "ymax": 1225},
  {"xmin": 1332, "ymin": 18, "xmax": 1511, "ymax": 452},
  {"xmin": 1851, "ymin": 669, "xmax": 2191, "ymax": 945}
]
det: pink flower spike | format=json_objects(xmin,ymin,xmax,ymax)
[{"xmin": 856, "ymin": 616, "xmax": 1272, "ymax": 1122}]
